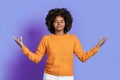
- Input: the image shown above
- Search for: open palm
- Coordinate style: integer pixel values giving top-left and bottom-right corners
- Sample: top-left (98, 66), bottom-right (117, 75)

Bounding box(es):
top-left (13, 36), bottom-right (24, 48)
top-left (97, 35), bottom-right (109, 47)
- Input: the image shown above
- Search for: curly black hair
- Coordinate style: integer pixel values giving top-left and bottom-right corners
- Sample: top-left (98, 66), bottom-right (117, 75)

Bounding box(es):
top-left (45, 8), bottom-right (73, 34)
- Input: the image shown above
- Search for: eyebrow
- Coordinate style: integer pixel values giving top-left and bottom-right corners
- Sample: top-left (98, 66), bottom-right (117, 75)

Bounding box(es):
top-left (54, 20), bottom-right (64, 21)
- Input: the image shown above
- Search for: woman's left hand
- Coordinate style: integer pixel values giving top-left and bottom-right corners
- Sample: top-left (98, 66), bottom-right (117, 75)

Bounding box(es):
top-left (97, 35), bottom-right (109, 47)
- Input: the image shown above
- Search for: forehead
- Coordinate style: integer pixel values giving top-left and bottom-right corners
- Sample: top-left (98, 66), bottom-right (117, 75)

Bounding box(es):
top-left (55, 16), bottom-right (64, 20)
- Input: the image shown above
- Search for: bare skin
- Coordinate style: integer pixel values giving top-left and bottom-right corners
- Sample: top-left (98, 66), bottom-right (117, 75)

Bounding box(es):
top-left (53, 16), bottom-right (65, 35)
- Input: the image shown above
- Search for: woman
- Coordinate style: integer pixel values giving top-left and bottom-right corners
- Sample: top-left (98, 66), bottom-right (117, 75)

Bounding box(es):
top-left (13, 8), bottom-right (108, 80)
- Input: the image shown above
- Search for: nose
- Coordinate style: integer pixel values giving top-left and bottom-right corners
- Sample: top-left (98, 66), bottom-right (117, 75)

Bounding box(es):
top-left (58, 22), bottom-right (61, 25)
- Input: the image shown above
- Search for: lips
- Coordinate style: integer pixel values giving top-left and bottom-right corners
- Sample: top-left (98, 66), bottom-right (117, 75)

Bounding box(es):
top-left (57, 26), bottom-right (62, 28)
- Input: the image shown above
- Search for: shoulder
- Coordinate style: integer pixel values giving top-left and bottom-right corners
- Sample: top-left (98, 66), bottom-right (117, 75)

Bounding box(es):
top-left (68, 34), bottom-right (80, 43)
top-left (68, 33), bottom-right (78, 38)
top-left (41, 35), bottom-right (48, 39)
top-left (41, 34), bottom-right (52, 40)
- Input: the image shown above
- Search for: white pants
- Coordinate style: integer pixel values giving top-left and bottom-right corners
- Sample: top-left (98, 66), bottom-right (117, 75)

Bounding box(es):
top-left (43, 73), bottom-right (74, 80)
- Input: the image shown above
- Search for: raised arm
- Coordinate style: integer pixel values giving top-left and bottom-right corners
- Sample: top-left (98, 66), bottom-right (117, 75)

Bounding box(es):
top-left (73, 35), bottom-right (108, 62)
top-left (13, 36), bottom-right (46, 64)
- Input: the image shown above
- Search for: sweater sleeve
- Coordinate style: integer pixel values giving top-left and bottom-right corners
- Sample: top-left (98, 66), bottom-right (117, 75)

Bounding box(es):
top-left (21, 36), bottom-right (47, 64)
top-left (73, 35), bottom-right (100, 62)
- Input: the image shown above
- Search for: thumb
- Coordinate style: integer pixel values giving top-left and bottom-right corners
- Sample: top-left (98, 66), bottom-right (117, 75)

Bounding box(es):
top-left (20, 36), bottom-right (22, 41)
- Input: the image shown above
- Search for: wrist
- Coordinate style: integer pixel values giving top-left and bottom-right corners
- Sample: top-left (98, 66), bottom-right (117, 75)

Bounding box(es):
top-left (20, 43), bottom-right (24, 48)
top-left (96, 43), bottom-right (101, 47)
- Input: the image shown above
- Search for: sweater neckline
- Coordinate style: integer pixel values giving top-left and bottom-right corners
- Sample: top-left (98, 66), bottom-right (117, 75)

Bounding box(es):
top-left (51, 33), bottom-right (69, 38)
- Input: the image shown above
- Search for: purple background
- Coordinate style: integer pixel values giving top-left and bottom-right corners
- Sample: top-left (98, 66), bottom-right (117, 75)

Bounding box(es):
top-left (0, 0), bottom-right (120, 80)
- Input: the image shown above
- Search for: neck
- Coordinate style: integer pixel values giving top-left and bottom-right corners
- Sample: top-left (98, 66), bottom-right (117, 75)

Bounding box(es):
top-left (54, 31), bottom-right (65, 35)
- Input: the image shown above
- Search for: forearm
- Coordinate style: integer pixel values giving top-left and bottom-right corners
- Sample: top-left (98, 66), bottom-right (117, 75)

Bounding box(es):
top-left (21, 46), bottom-right (43, 64)
top-left (81, 45), bottom-right (99, 62)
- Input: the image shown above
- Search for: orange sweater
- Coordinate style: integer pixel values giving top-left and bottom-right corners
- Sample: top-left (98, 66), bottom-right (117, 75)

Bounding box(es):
top-left (21, 33), bottom-right (99, 76)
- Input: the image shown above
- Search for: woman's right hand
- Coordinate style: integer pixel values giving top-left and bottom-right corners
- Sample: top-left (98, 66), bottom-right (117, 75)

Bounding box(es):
top-left (13, 36), bottom-right (24, 48)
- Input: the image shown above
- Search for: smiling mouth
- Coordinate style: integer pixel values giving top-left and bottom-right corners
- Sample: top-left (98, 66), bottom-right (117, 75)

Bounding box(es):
top-left (57, 26), bottom-right (61, 28)
top-left (57, 26), bottom-right (63, 28)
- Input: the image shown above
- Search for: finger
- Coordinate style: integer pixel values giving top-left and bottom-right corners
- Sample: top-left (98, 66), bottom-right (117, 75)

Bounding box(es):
top-left (100, 37), bottom-right (103, 41)
top-left (14, 39), bottom-right (19, 45)
top-left (102, 35), bottom-right (109, 42)
top-left (13, 35), bottom-right (17, 40)
top-left (18, 36), bottom-right (22, 42)
top-left (102, 35), bottom-right (108, 42)
top-left (13, 36), bottom-right (20, 43)
top-left (14, 39), bottom-right (21, 45)
top-left (105, 35), bottom-right (109, 40)
top-left (20, 36), bottom-right (22, 41)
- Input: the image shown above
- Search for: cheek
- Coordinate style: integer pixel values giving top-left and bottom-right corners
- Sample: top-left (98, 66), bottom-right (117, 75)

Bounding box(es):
top-left (62, 23), bottom-right (65, 27)
top-left (54, 24), bottom-right (58, 28)
top-left (53, 23), bottom-right (56, 27)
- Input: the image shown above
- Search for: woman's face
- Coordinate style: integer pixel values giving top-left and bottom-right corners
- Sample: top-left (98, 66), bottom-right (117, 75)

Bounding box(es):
top-left (53, 16), bottom-right (65, 32)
